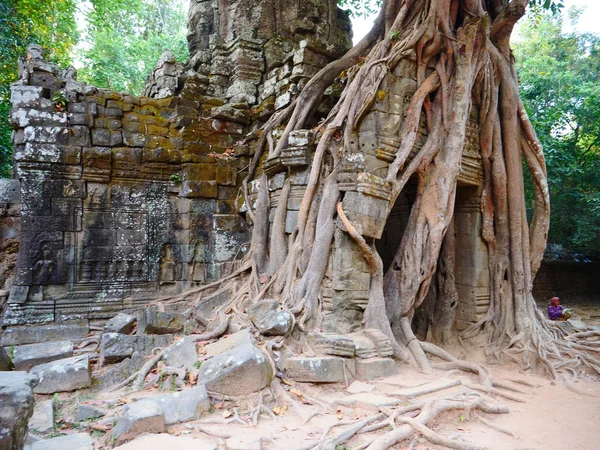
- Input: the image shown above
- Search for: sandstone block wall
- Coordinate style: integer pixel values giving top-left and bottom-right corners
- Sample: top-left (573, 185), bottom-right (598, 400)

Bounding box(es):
top-left (3, 0), bottom-right (353, 325)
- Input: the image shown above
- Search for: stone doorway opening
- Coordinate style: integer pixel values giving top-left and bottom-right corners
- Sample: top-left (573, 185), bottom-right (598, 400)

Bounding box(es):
top-left (376, 184), bottom-right (490, 337)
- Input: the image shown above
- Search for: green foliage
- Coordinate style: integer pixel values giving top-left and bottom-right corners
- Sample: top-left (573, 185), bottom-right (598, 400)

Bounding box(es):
top-left (51, 90), bottom-right (68, 109)
top-left (78, 0), bottom-right (188, 94)
top-left (337, 0), bottom-right (380, 19)
top-left (529, 0), bottom-right (564, 15)
top-left (514, 8), bottom-right (600, 252)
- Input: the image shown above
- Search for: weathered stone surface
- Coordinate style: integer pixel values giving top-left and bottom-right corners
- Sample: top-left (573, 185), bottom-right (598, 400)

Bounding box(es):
top-left (28, 399), bottom-right (54, 433)
top-left (1, 321), bottom-right (88, 346)
top-left (307, 332), bottom-right (355, 357)
top-left (133, 385), bottom-right (210, 425)
top-left (100, 333), bottom-right (174, 364)
top-left (94, 352), bottom-right (145, 390)
top-left (100, 333), bottom-right (137, 363)
top-left (349, 330), bottom-right (393, 359)
top-left (104, 313), bottom-right (136, 334)
top-left (0, 372), bottom-right (37, 450)
top-left (24, 432), bottom-right (42, 447)
top-left (192, 282), bottom-right (231, 315)
top-left (355, 358), bottom-right (396, 381)
top-left (12, 341), bottom-right (74, 371)
top-left (74, 404), bottom-right (107, 421)
top-left (111, 400), bottom-right (165, 445)
top-left (197, 342), bottom-right (272, 395)
top-left (137, 307), bottom-right (184, 335)
top-left (247, 300), bottom-right (293, 336)
top-left (30, 355), bottom-right (91, 393)
top-left (29, 433), bottom-right (94, 450)
top-left (284, 356), bottom-right (353, 383)
top-left (204, 329), bottom-right (255, 358)
top-left (164, 337), bottom-right (198, 371)
top-left (0, 179), bottom-right (21, 204)
top-left (0, 347), bottom-right (14, 371)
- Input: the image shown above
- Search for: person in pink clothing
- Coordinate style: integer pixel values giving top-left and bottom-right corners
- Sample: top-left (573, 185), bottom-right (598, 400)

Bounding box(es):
top-left (547, 296), bottom-right (571, 321)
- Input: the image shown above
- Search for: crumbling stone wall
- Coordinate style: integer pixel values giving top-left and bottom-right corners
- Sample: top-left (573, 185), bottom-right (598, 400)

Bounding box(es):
top-left (0, 180), bottom-right (21, 311)
top-left (4, 0), bottom-right (352, 325)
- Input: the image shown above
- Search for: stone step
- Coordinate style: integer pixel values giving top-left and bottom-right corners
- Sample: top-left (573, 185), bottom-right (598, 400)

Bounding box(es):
top-left (390, 378), bottom-right (462, 399)
top-left (355, 357), bottom-right (396, 381)
top-left (1, 320), bottom-right (89, 346)
top-left (28, 433), bottom-right (94, 450)
top-left (30, 355), bottom-right (92, 394)
top-left (284, 356), bottom-right (354, 383)
top-left (28, 399), bottom-right (54, 433)
top-left (11, 341), bottom-right (73, 371)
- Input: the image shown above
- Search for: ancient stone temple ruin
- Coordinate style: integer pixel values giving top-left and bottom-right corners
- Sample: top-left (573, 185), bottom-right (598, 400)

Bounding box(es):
top-left (1, 0), bottom-right (487, 334)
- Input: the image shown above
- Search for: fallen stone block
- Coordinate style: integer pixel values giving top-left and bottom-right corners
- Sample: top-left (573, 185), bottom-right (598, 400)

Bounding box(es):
top-left (112, 400), bottom-right (165, 445)
top-left (164, 337), bottom-right (199, 371)
top-left (190, 289), bottom-right (231, 325)
top-left (100, 333), bottom-right (173, 364)
top-left (12, 341), bottom-right (74, 371)
top-left (0, 372), bottom-right (37, 450)
top-left (349, 329), bottom-right (393, 359)
top-left (1, 321), bottom-right (88, 346)
top-left (30, 355), bottom-right (91, 394)
top-left (134, 385), bottom-right (210, 425)
top-left (355, 358), bottom-right (396, 381)
top-left (29, 432), bottom-right (94, 450)
top-left (75, 404), bottom-right (107, 421)
top-left (136, 334), bottom-right (173, 355)
top-left (204, 329), bottom-right (255, 358)
top-left (100, 333), bottom-right (137, 364)
top-left (198, 342), bottom-right (272, 395)
top-left (284, 356), bottom-right (353, 383)
top-left (248, 300), bottom-right (293, 336)
top-left (391, 378), bottom-right (462, 399)
top-left (0, 347), bottom-right (14, 371)
top-left (28, 399), bottom-right (53, 433)
top-left (94, 352), bottom-right (145, 391)
top-left (104, 313), bottom-right (136, 334)
top-left (307, 332), bottom-right (355, 357)
top-left (137, 307), bottom-right (183, 335)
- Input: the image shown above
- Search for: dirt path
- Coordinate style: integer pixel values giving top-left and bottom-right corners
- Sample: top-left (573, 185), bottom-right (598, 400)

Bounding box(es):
top-left (113, 359), bottom-right (600, 450)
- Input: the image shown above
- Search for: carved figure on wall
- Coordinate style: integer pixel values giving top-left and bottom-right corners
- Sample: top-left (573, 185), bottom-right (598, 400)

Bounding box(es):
top-left (32, 245), bottom-right (56, 285)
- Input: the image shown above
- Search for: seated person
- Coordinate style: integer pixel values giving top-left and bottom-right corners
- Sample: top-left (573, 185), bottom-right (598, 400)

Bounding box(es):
top-left (547, 296), bottom-right (571, 321)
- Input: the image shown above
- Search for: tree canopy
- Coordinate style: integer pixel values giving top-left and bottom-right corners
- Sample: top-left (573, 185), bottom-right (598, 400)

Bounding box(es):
top-left (514, 8), bottom-right (600, 253)
top-left (78, 0), bottom-right (188, 94)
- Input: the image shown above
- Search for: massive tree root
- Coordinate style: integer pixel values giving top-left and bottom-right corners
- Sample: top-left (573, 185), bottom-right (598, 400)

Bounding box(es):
top-left (208, 0), bottom-right (599, 382)
top-left (136, 1), bottom-right (600, 446)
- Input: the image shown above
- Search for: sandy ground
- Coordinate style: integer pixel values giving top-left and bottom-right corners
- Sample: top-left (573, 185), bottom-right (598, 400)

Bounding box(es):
top-left (110, 358), bottom-right (600, 450)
